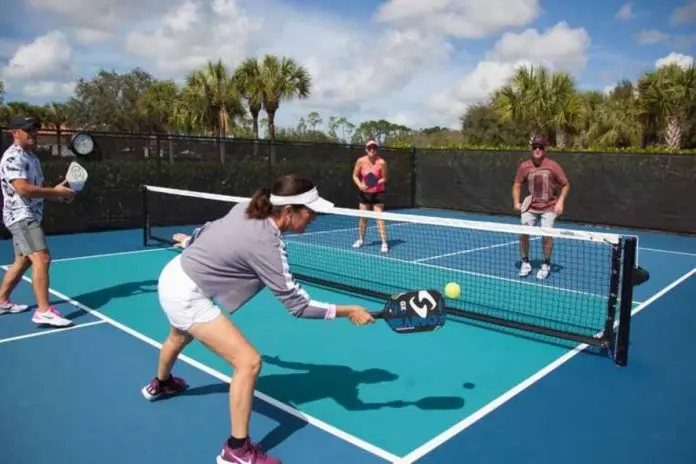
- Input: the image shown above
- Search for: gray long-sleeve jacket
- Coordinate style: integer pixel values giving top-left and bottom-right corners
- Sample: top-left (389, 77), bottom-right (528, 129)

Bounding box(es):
top-left (179, 202), bottom-right (336, 319)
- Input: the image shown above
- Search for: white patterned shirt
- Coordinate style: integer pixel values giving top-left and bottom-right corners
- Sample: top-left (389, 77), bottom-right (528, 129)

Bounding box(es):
top-left (0, 144), bottom-right (45, 227)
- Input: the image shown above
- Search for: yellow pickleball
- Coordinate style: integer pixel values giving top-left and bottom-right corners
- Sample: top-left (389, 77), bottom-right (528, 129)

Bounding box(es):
top-left (444, 282), bottom-right (461, 299)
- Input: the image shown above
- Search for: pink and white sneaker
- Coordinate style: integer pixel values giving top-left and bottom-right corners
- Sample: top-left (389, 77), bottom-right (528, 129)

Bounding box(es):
top-left (0, 300), bottom-right (29, 315)
top-left (217, 439), bottom-right (281, 464)
top-left (31, 306), bottom-right (72, 327)
top-left (141, 375), bottom-right (189, 401)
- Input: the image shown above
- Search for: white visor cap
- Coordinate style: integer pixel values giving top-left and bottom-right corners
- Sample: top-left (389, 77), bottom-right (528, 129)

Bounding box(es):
top-left (269, 187), bottom-right (334, 212)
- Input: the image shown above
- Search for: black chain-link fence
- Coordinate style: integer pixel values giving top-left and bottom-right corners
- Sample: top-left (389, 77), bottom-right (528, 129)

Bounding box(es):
top-left (1, 129), bottom-right (694, 237)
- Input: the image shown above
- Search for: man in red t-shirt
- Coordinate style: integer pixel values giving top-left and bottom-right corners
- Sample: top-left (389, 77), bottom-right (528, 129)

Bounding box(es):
top-left (512, 135), bottom-right (569, 280)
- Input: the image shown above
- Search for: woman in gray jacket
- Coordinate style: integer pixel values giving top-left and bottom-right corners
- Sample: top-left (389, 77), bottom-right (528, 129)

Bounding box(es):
top-left (141, 174), bottom-right (374, 464)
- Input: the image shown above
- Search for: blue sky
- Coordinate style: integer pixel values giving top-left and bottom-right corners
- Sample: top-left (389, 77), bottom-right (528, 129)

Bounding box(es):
top-left (0, 0), bottom-right (694, 130)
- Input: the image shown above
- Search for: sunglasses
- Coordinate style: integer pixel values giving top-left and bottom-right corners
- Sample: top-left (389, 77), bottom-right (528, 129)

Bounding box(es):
top-left (532, 144), bottom-right (544, 150)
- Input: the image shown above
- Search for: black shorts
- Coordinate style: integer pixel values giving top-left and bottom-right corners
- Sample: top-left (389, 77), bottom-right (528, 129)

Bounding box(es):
top-left (358, 191), bottom-right (385, 205)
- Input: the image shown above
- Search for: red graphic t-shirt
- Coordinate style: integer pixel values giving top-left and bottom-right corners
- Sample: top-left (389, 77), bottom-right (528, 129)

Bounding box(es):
top-left (514, 158), bottom-right (568, 213)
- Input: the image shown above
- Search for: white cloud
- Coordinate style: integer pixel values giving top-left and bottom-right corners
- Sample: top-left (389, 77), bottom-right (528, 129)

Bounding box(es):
top-left (303, 28), bottom-right (453, 106)
top-left (428, 60), bottom-right (533, 126)
top-left (671, 1), bottom-right (696, 25)
top-left (655, 52), bottom-right (694, 69)
top-left (428, 22), bottom-right (591, 127)
top-left (489, 22), bottom-right (591, 71)
top-left (0, 31), bottom-right (76, 99)
top-left (615, 3), bottom-right (635, 20)
top-left (637, 29), bottom-right (670, 45)
top-left (124, 0), bottom-right (264, 74)
top-left (26, 0), bottom-right (165, 44)
top-left (374, 0), bottom-right (541, 39)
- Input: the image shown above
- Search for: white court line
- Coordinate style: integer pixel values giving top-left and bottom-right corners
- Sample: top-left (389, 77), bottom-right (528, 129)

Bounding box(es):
top-left (397, 265), bottom-right (696, 464)
top-left (641, 247), bottom-right (696, 257)
top-left (0, 320), bottom-right (107, 345)
top-left (0, 246), bottom-right (176, 267)
top-left (414, 238), bottom-right (541, 263)
top-left (1, 266), bottom-right (401, 464)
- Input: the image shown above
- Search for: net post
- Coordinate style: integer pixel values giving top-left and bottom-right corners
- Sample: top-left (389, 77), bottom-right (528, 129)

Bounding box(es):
top-left (603, 241), bottom-right (622, 351)
top-left (141, 184), bottom-right (149, 247)
top-left (615, 236), bottom-right (637, 366)
top-left (410, 147), bottom-right (417, 208)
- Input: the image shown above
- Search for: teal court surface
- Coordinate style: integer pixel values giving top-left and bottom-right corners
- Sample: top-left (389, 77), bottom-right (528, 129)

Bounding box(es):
top-left (1, 207), bottom-right (696, 464)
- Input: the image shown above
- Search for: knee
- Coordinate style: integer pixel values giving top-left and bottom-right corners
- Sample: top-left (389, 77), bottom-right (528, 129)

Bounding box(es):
top-left (235, 350), bottom-right (262, 377)
top-left (168, 329), bottom-right (193, 348)
top-left (30, 251), bottom-right (51, 267)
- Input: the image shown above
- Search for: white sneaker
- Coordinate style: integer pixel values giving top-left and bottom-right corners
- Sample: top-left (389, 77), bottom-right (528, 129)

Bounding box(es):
top-left (0, 300), bottom-right (29, 315)
top-left (31, 307), bottom-right (73, 327)
top-left (353, 239), bottom-right (364, 248)
top-left (519, 261), bottom-right (532, 277)
top-left (381, 242), bottom-right (389, 254)
top-left (536, 263), bottom-right (551, 280)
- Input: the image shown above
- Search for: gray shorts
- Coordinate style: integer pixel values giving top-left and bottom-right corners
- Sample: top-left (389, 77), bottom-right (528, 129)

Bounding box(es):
top-left (521, 211), bottom-right (557, 228)
top-left (7, 218), bottom-right (48, 256)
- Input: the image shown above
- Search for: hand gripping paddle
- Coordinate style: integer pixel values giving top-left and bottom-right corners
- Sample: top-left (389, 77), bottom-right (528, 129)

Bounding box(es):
top-left (370, 290), bottom-right (446, 334)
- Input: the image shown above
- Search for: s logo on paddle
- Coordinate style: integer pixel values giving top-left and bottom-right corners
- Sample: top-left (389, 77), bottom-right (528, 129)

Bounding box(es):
top-left (408, 291), bottom-right (437, 318)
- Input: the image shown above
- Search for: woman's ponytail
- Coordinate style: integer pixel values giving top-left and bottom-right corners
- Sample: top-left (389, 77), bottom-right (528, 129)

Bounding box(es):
top-left (245, 187), bottom-right (273, 219)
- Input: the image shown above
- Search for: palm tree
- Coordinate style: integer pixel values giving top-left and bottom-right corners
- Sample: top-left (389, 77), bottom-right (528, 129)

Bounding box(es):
top-left (572, 91), bottom-right (604, 148)
top-left (546, 71), bottom-right (583, 148)
top-left (42, 102), bottom-right (73, 156)
top-left (258, 55), bottom-right (311, 162)
top-left (494, 65), bottom-right (583, 147)
top-left (638, 63), bottom-right (696, 149)
top-left (493, 65), bottom-right (544, 144)
top-left (589, 92), bottom-right (643, 148)
top-left (233, 58), bottom-right (265, 157)
top-left (138, 80), bottom-right (180, 162)
top-left (233, 58), bottom-right (264, 140)
top-left (179, 59), bottom-right (246, 162)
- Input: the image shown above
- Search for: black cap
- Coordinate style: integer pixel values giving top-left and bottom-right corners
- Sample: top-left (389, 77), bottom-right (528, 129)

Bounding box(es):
top-left (10, 115), bottom-right (41, 131)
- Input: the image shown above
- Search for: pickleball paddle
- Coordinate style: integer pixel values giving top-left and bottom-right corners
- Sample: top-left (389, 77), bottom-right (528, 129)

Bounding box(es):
top-left (370, 289), bottom-right (446, 334)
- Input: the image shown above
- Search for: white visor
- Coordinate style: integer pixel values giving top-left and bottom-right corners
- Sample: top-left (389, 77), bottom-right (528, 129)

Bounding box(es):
top-left (269, 187), bottom-right (334, 212)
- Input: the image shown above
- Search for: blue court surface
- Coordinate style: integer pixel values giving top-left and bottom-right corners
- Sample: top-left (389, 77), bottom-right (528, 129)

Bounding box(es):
top-left (1, 207), bottom-right (696, 464)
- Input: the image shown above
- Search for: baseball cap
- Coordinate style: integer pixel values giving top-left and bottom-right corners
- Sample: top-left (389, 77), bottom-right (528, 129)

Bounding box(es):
top-left (366, 140), bottom-right (378, 148)
top-left (531, 135), bottom-right (547, 147)
top-left (10, 115), bottom-right (41, 131)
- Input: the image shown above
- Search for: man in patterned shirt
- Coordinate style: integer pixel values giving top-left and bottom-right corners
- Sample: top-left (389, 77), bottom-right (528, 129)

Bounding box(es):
top-left (512, 135), bottom-right (570, 280)
top-left (0, 115), bottom-right (75, 326)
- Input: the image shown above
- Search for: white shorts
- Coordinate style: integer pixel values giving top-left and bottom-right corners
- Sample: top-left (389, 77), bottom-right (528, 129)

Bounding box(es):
top-left (521, 211), bottom-right (557, 228)
top-left (158, 254), bottom-right (221, 331)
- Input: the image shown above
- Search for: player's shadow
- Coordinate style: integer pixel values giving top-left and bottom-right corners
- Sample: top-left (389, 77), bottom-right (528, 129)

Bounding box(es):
top-left (364, 238), bottom-right (406, 250)
top-left (182, 355), bottom-right (466, 450)
top-left (256, 355), bottom-right (465, 412)
top-left (51, 280), bottom-right (159, 320)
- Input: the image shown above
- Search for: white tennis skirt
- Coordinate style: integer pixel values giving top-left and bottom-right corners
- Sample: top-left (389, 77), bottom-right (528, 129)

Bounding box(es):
top-left (158, 254), bottom-right (222, 331)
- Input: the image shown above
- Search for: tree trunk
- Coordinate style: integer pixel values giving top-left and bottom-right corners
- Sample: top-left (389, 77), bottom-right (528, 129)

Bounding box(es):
top-left (665, 116), bottom-right (681, 149)
top-left (251, 108), bottom-right (260, 158)
top-left (268, 110), bottom-right (277, 165)
top-left (218, 109), bottom-right (226, 164)
top-left (556, 130), bottom-right (567, 149)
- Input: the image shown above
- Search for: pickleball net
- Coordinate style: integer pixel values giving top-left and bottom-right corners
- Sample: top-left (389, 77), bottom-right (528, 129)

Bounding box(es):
top-left (141, 185), bottom-right (640, 365)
